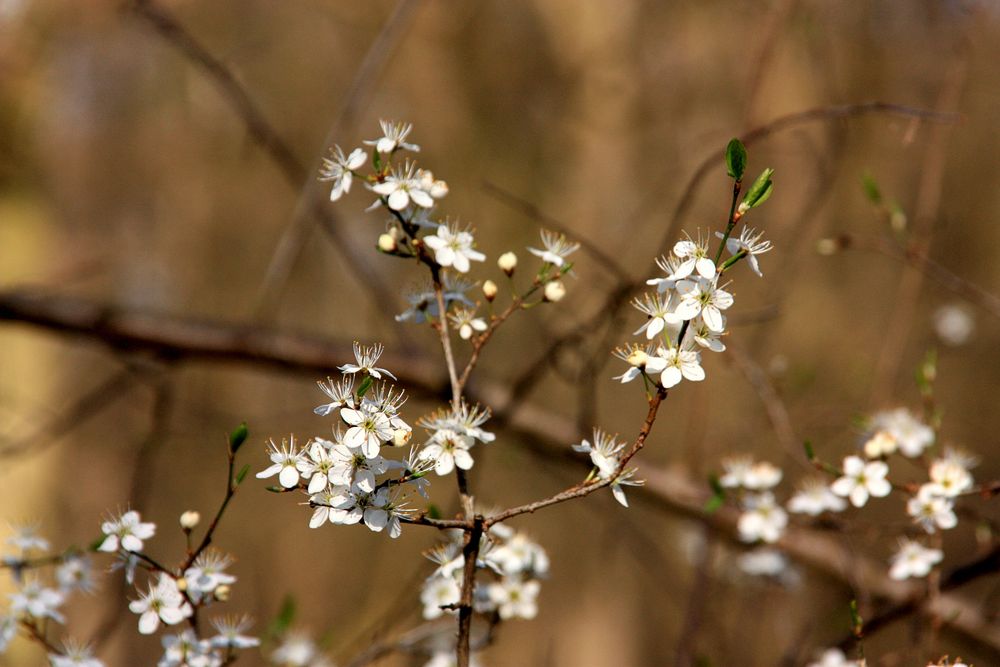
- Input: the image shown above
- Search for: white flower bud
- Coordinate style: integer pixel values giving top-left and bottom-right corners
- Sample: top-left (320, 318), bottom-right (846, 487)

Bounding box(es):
top-left (175, 577), bottom-right (188, 592)
top-left (498, 252), bottom-right (518, 276)
top-left (179, 511), bottom-right (201, 530)
top-left (378, 233), bottom-right (397, 253)
top-left (393, 428), bottom-right (412, 447)
top-left (626, 349), bottom-right (648, 367)
top-left (543, 280), bottom-right (566, 303)
top-left (482, 279), bottom-right (498, 302)
top-left (214, 584), bottom-right (231, 602)
top-left (863, 431), bottom-right (897, 459)
top-left (816, 238), bottom-right (839, 256)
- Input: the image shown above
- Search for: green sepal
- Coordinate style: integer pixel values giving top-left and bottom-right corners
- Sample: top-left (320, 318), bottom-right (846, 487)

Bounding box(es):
top-left (861, 171), bottom-right (882, 204)
top-left (704, 474), bottom-right (726, 514)
top-left (235, 464), bottom-right (251, 485)
top-left (88, 535), bottom-right (107, 552)
top-left (742, 168), bottom-right (774, 209)
top-left (427, 504), bottom-right (442, 520)
top-left (725, 138), bottom-right (748, 180)
top-left (267, 595), bottom-right (297, 640)
top-left (357, 375), bottom-right (374, 399)
top-left (803, 440), bottom-right (815, 461)
top-left (228, 422), bottom-right (249, 454)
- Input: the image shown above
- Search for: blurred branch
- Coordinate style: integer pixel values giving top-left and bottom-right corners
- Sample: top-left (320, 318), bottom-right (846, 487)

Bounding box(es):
top-left (253, 0), bottom-right (422, 317)
top-left (869, 42), bottom-right (970, 405)
top-left (126, 0), bottom-right (400, 323)
top-left (481, 181), bottom-right (631, 283)
top-left (2, 288), bottom-right (998, 654)
top-left (0, 288), bottom-right (441, 382)
top-left (0, 367), bottom-right (136, 458)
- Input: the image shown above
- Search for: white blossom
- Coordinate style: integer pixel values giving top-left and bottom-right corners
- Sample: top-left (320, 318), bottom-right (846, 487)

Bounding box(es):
top-left (10, 578), bottom-right (65, 623)
top-left (674, 277), bottom-right (734, 332)
top-left (527, 229), bottom-right (579, 268)
top-left (423, 224), bottom-right (486, 273)
top-left (98, 510), bottom-right (156, 554)
top-left (318, 145), bottom-right (365, 202)
top-left (907, 484), bottom-right (958, 533)
top-left (209, 615), bottom-right (260, 650)
top-left (668, 234), bottom-right (716, 281)
top-left (339, 341), bottom-right (396, 380)
top-left (313, 376), bottom-right (355, 416)
top-left (364, 119), bottom-right (420, 154)
top-left (889, 539), bottom-right (942, 580)
top-left (737, 492), bottom-right (788, 543)
top-left (449, 306), bottom-right (488, 340)
top-left (831, 455), bottom-right (891, 507)
top-left (787, 479), bottom-right (847, 515)
top-left (487, 578), bottom-right (540, 620)
top-left (719, 226), bottom-right (772, 277)
top-left (655, 345), bottom-right (705, 388)
top-left (129, 575), bottom-right (192, 635)
top-left (421, 575), bottom-right (461, 619)
top-left (870, 408), bottom-right (934, 458)
top-left (256, 436), bottom-right (306, 489)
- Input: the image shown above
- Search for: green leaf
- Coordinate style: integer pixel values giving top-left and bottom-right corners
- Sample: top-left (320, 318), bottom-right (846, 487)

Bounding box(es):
top-left (266, 485), bottom-right (285, 493)
top-left (703, 494), bottom-right (725, 514)
top-left (267, 595), bottom-right (297, 639)
top-left (725, 138), bottom-right (747, 180)
top-left (357, 375), bottom-right (374, 399)
top-left (704, 474), bottom-right (726, 514)
top-left (235, 464), bottom-right (250, 485)
top-left (741, 168), bottom-right (774, 210)
top-left (229, 422), bottom-right (249, 454)
top-left (427, 504), bottom-right (442, 520)
top-left (861, 171), bottom-right (882, 204)
top-left (803, 440), bottom-right (815, 461)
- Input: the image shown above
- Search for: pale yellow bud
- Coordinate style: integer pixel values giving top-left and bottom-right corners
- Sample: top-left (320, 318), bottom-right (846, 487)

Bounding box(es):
top-left (179, 511), bottom-right (201, 530)
top-left (175, 577), bottom-right (188, 592)
top-left (816, 238), bottom-right (839, 256)
top-left (498, 252), bottom-right (518, 276)
top-left (214, 584), bottom-right (231, 602)
top-left (543, 280), bottom-right (566, 303)
top-left (863, 431), bottom-right (897, 459)
top-left (626, 349), bottom-right (648, 367)
top-left (393, 428), bottom-right (412, 447)
top-left (482, 280), bottom-right (498, 302)
top-left (378, 233), bottom-right (397, 253)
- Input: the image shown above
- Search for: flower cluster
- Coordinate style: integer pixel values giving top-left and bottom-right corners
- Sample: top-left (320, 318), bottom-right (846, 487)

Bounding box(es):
top-left (0, 512), bottom-right (259, 666)
top-left (715, 401), bottom-right (980, 608)
top-left (615, 225), bottom-right (771, 391)
top-left (571, 428), bottom-right (644, 507)
top-left (420, 524), bottom-right (548, 623)
top-left (259, 343), bottom-right (421, 539)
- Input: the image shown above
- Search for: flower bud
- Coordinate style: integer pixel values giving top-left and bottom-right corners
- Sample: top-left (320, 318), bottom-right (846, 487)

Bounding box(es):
top-left (482, 279), bottom-right (498, 302)
top-left (175, 577), bottom-right (188, 592)
top-left (498, 252), bottom-right (517, 276)
top-left (543, 280), bottom-right (566, 303)
top-left (626, 348), bottom-right (648, 367)
top-left (863, 431), bottom-right (897, 459)
top-left (214, 584), bottom-right (231, 602)
top-left (815, 238), bottom-right (839, 256)
top-left (393, 428), bottom-right (412, 447)
top-left (179, 511), bottom-right (201, 530)
top-left (378, 233), bottom-right (397, 253)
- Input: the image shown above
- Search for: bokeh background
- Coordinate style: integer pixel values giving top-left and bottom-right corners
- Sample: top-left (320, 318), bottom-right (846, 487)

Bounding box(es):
top-left (1, 0), bottom-right (999, 665)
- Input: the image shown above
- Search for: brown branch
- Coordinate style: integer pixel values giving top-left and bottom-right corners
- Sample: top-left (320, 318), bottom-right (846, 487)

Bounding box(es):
top-left (485, 387), bottom-right (666, 526)
top-left (0, 288), bottom-right (441, 382)
top-left (455, 517), bottom-right (484, 667)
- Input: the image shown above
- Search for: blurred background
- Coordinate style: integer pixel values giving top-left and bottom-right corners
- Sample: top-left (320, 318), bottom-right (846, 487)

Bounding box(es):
top-left (1, 0), bottom-right (999, 665)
